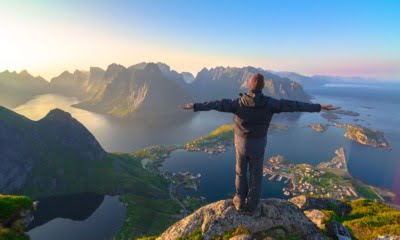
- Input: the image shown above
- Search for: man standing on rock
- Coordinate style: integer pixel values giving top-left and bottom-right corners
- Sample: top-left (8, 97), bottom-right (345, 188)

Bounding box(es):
top-left (181, 73), bottom-right (340, 214)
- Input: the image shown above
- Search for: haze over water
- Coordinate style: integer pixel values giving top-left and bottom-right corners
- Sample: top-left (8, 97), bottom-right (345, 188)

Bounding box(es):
top-left (14, 83), bottom-right (400, 201)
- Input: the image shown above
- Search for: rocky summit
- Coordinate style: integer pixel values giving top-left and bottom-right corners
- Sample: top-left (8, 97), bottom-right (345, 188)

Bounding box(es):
top-left (158, 198), bottom-right (328, 240)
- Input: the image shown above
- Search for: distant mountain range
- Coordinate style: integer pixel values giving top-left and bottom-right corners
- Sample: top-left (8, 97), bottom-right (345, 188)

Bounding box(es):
top-left (0, 70), bottom-right (49, 108)
top-left (1, 63), bottom-right (374, 120)
top-left (273, 71), bottom-right (328, 87)
top-left (274, 71), bottom-right (379, 88)
top-left (193, 66), bottom-right (310, 101)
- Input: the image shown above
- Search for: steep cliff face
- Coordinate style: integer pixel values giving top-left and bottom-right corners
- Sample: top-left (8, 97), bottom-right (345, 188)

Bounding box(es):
top-left (74, 63), bottom-right (193, 120)
top-left (82, 67), bottom-right (106, 96)
top-left (0, 106), bottom-right (106, 194)
top-left (192, 67), bottom-right (310, 102)
top-left (0, 70), bottom-right (49, 108)
top-left (158, 199), bottom-right (327, 240)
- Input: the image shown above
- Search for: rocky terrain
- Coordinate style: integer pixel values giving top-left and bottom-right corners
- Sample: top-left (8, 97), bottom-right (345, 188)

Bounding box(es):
top-left (158, 196), bottom-right (400, 240)
top-left (158, 198), bottom-right (327, 240)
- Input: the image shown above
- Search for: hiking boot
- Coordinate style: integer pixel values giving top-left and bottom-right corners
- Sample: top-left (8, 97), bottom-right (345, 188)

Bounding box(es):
top-left (244, 206), bottom-right (256, 215)
top-left (233, 195), bottom-right (245, 211)
top-left (244, 198), bottom-right (258, 215)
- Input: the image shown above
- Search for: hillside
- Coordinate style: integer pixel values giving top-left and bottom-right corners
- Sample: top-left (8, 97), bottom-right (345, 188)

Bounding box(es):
top-left (0, 70), bottom-right (49, 108)
top-left (0, 106), bottom-right (166, 199)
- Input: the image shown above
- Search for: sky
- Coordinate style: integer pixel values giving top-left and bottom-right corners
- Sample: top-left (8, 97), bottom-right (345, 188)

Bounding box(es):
top-left (0, 0), bottom-right (399, 81)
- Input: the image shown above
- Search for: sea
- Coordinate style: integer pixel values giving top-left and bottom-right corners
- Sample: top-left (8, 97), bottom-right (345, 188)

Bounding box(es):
top-left (10, 82), bottom-right (400, 239)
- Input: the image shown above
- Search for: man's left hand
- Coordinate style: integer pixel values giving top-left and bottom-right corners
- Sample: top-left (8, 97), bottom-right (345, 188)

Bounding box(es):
top-left (321, 104), bottom-right (341, 111)
top-left (180, 103), bottom-right (194, 110)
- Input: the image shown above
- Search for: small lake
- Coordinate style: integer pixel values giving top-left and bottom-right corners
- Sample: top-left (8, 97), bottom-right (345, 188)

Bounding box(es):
top-left (27, 193), bottom-right (126, 240)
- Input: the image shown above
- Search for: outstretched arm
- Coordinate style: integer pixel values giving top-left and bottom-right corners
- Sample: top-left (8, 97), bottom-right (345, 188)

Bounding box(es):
top-left (180, 99), bottom-right (239, 113)
top-left (268, 97), bottom-right (340, 113)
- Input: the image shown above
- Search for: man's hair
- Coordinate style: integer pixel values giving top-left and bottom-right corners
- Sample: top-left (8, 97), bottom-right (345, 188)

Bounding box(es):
top-left (248, 73), bottom-right (265, 91)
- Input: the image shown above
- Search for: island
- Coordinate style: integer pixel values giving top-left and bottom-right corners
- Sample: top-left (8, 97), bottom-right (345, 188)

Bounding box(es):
top-left (184, 123), bottom-right (289, 155)
top-left (308, 124), bottom-right (330, 132)
top-left (334, 109), bottom-right (360, 117)
top-left (184, 124), bottom-right (234, 154)
top-left (333, 123), bottom-right (391, 150)
top-left (263, 147), bottom-right (396, 202)
top-left (321, 112), bottom-right (341, 122)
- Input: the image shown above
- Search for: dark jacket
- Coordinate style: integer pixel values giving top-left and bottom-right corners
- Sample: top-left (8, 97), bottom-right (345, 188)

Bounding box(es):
top-left (193, 90), bottom-right (321, 138)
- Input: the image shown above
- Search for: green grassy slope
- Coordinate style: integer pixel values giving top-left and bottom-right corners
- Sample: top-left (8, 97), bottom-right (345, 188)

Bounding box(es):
top-left (0, 195), bottom-right (34, 240)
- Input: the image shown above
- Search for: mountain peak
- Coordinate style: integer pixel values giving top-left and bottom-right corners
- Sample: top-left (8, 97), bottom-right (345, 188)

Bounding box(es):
top-left (159, 198), bottom-right (327, 239)
top-left (143, 62), bottom-right (162, 73)
top-left (42, 108), bottom-right (73, 122)
top-left (107, 63), bottom-right (126, 70)
top-left (19, 70), bottom-right (32, 77)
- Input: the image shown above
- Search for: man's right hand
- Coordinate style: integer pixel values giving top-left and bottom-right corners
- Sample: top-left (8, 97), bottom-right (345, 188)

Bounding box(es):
top-left (321, 104), bottom-right (341, 111)
top-left (180, 103), bottom-right (194, 110)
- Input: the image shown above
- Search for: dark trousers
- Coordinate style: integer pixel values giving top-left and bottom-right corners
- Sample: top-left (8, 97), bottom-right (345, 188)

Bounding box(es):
top-left (234, 134), bottom-right (266, 210)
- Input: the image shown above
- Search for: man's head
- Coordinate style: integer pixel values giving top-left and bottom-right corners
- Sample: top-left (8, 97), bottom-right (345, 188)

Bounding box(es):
top-left (248, 73), bottom-right (265, 91)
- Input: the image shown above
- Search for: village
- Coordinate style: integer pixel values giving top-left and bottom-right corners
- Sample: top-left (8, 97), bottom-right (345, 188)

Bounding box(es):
top-left (263, 150), bottom-right (363, 200)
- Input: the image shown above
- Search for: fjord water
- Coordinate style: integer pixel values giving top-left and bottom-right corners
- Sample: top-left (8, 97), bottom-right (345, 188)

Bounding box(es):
top-left (13, 83), bottom-right (400, 238)
top-left (13, 84), bottom-right (400, 196)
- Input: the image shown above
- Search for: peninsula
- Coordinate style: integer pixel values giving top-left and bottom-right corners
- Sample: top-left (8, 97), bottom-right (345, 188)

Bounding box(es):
top-left (263, 148), bottom-right (396, 202)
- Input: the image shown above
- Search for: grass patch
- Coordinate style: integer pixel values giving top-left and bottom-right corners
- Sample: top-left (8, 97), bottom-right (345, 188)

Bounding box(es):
top-left (212, 226), bottom-right (250, 240)
top-left (354, 186), bottom-right (380, 200)
top-left (177, 228), bottom-right (204, 240)
top-left (320, 199), bottom-right (400, 240)
top-left (185, 124), bottom-right (234, 148)
top-left (0, 227), bottom-right (30, 240)
top-left (0, 194), bottom-right (33, 240)
top-left (342, 199), bottom-right (400, 239)
top-left (0, 195), bottom-right (33, 222)
top-left (116, 194), bottom-right (181, 239)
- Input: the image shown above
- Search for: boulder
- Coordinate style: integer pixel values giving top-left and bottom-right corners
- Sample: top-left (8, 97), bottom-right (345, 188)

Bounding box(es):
top-left (158, 198), bottom-right (327, 240)
top-left (289, 195), bottom-right (352, 217)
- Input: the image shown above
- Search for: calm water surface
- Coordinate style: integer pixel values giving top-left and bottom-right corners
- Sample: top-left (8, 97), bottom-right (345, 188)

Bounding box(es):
top-left (27, 194), bottom-right (125, 240)
top-left (11, 84), bottom-right (400, 238)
